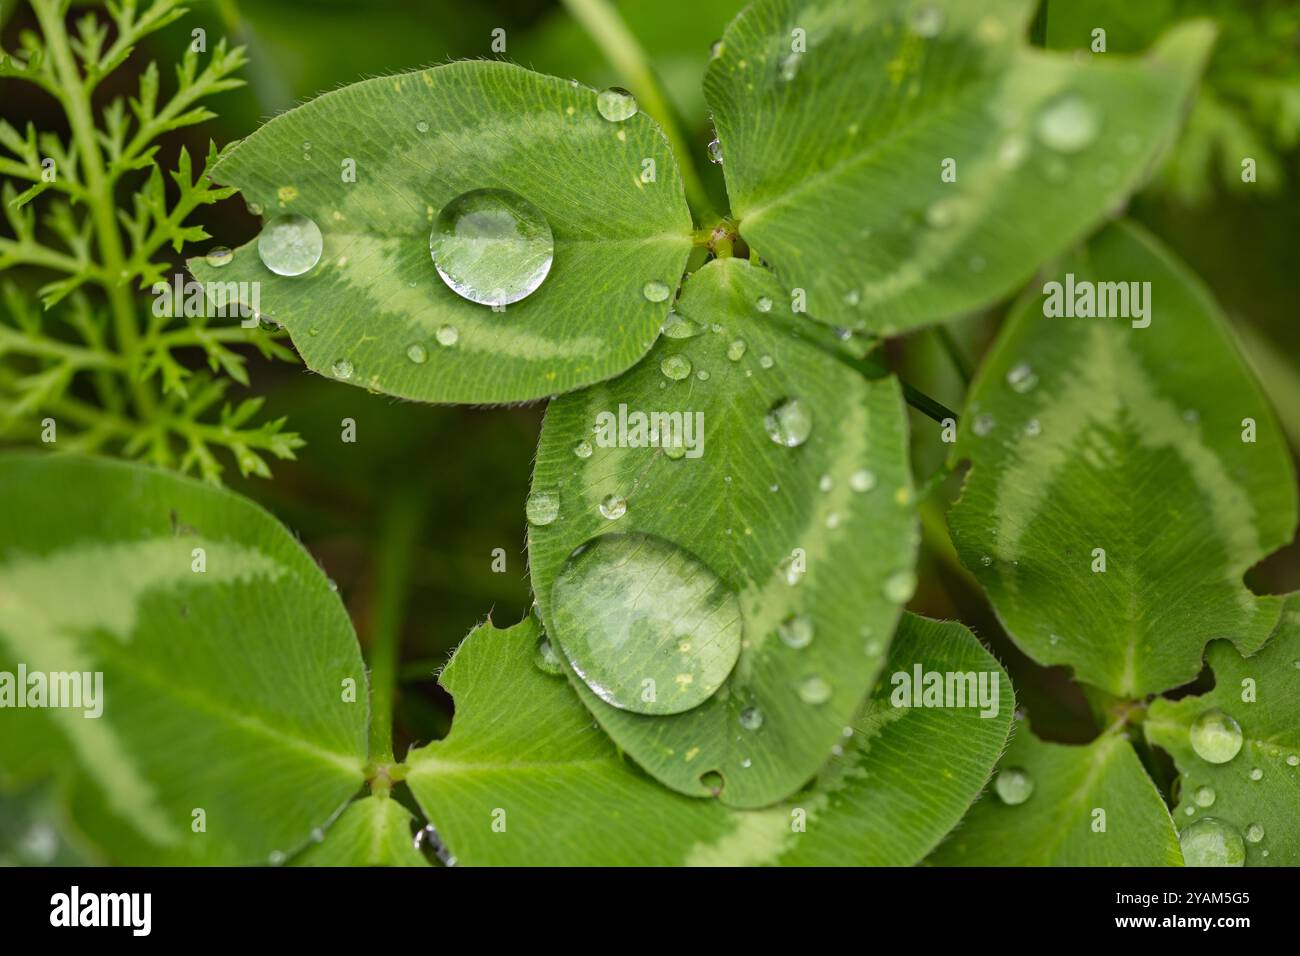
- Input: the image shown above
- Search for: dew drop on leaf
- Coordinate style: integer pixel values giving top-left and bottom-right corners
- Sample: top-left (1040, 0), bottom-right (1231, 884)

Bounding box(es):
top-left (849, 468), bottom-right (877, 493)
top-left (205, 246), bottom-right (233, 267)
top-left (525, 490), bottom-right (560, 526)
top-left (330, 358), bottom-right (354, 380)
top-left (599, 494), bottom-right (627, 520)
top-left (1180, 817), bottom-right (1245, 867)
top-left (1249, 767), bottom-right (1263, 781)
top-left (778, 52), bottom-right (801, 82)
top-left (428, 188), bottom-right (553, 306)
top-left (436, 324), bottom-right (459, 347)
top-left (643, 280), bottom-right (671, 302)
top-left (778, 614), bottom-right (814, 649)
top-left (1006, 361), bottom-right (1038, 394)
top-left (972, 413), bottom-right (995, 437)
top-left (1189, 708), bottom-right (1244, 764)
top-left (258, 214), bottom-right (323, 276)
top-left (596, 86), bottom-right (637, 121)
top-left (994, 767), bottom-right (1034, 805)
top-left (764, 398), bottom-right (813, 447)
top-left (549, 532), bottom-right (742, 714)
top-left (573, 439), bottom-right (593, 459)
top-left (660, 354), bottom-right (692, 381)
top-left (1193, 785), bottom-right (1216, 807)
top-left (739, 705), bottom-right (764, 731)
top-left (1035, 95), bottom-right (1100, 154)
top-left (534, 637), bottom-right (566, 675)
top-left (406, 343), bottom-right (428, 364)
top-left (798, 676), bottom-right (832, 705)
top-left (758, 354), bottom-right (775, 369)
top-left (883, 569), bottom-right (917, 603)
top-left (707, 138), bottom-right (724, 165)
top-left (910, 5), bottom-right (944, 37)
top-left (727, 339), bottom-right (748, 362)
top-left (1246, 823), bottom-right (1265, 844)
top-left (415, 121), bottom-right (429, 133)
top-left (756, 295), bottom-right (773, 312)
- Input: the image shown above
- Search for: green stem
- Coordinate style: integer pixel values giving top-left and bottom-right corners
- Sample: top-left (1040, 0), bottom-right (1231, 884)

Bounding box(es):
top-left (841, 352), bottom-right (958, 424)
top-left (367, 483), bottom-right (426, 765)
top-left (34, 0), bottom-right (155, 423)
top-left (561, 0), bottom-right (716, 225)
top-left (932, 325), bottom-right (972, 387)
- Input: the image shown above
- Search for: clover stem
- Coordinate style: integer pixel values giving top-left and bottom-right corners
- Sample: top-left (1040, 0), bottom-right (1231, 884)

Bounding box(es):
top-left (367, 482), bottom-right (427, 765)
top-left (561, 0), bottom-right (717, 225)
top-left (932, 326), bottom-right (973, 387)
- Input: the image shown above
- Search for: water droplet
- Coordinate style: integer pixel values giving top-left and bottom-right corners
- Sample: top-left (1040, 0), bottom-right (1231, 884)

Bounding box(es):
top-left (818, 474), bottom-right (833, 492)
top-left (596, 86), bottom-right (637, 121)
top-left (883, 570), bottom-right (916, 603)
top-left (778, 614), bottom-right (814, 649)
top-left (709, 40), bottom-right (723, 59)
top-left (910, 5), bottom-right (944, 37)
top-left (758, 354), bottom-right (774, 369)
top-left (1180, 817), bottom-right (1245, 867)
top-left (798, 676), bottom-right (832, 705)
top-left (662, 311), bottom-right (702, 338)
top-left (695, 369), bottom-right (710, 382)
top-left (1006, 361), bottom-right (1038, 393)
top-left (205, 246), bottom-right (233, 267)
top-left (434, 324), bottom-right (459, 348)
top-left (429, 188), bottom-right (553, 307)
top-left (573, 439), bottom-right (593, 459)
top-left (416, 121), bottom-right (429, 133)
top-left (995, 767), bottom-right (1034, 804)
top-left (764, 398), bottom-right (813, 447)
top-left (599, 494), bottom-right (627, 520)
top-left (739, 706), bottom-right (763, 731)
top-left (980, 554), bottom-right (993, 567)
top-left (707, 138), bottom-right (724, 164)
top-left (843, 289), bottom-right (861, 306)
top-left (756, 295), bottom-right (772, 312)
top-left (330, 359), bottom-right (354, 380)
top-left (778, 52), bottom-right (801, 82)
top-left (1036, 95), bottom-right (1099, 154)
top-left (660, 354), bottom-right (692, 381)
top-left (972, 413), bottom-right (995, 437)
top-left (727, 339), bottom-right (747, 362)
top-left (1249, 767), bottom-right (1263, 781)
top-left (245, 200), bottom-right (263, 217)
top-left (258, 214), bottom-right (323, 276)
top-left (534, 637), bottom-right (565, 675)
top-left (549, 533), bottom-right (742, 714)
top-left (526, 490), bottom-right (559, 526)
top-left (1287, 754), bottom-right (1299, 767)
top-left (1189, 709), bottom-right (1244, 764)
top-left (1245, 823), bottom-right (1265, 844)
top-left (849, 469), bottom-right (876, 493)
top-left (1024, 418), bottom-right (1041, 437)
top-left (643, 280), bottom-right (671, 302)
top-left (1193, 785), bottom-right (1216, 807)
top-left (406, 343), bottom-right (428, 364)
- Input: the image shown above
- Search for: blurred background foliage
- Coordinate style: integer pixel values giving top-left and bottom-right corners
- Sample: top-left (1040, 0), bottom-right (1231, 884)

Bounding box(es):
top-left (2, 0), bottom-right (1299, 852)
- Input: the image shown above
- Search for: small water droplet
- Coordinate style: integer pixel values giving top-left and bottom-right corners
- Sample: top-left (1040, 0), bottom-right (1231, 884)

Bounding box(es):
top-left (1036, 95), bottom-right (1099, 154)
top-left (550, 532), bottom-right (742, 714)
top-left (330, 359), bottom-right (354, 380)
top-left (1249, 767), bottom-right (1263, 781)
top-left (849, 469), bottom-right (876, 493)
top-left (695, 369), bottom-right (710, 381)
top-left (1193, 785), bottom-right (1216, 807)
top-left (662, 311), bottom-right (702, 338)
top-left (258, 214), bottom-right (323, 276)
top-left (739, 706), bottom-right (764, 731)
top-left (596, 86), bottom-right (637, 121)
top-left (416, 120), bottom-right (429, 133)
top-left (205, 246), bottom-right (233, 267)
top-left (972, 413), bottom-right (995, 437)
top-left (798, 676), bottom-right (832, 705)
top-left (778, 52), bottom-right (801, 81)
top-left (707, 138), bottom-right (724, 165)
top-left (1189, 709), bottom-right (1244, 764)
top-left (1006, 361), bottom-right (1038, 393)
top-left (910, 5), bottom-right (944, 37)
top-left (245, 200), bottom-right (263, 217)
top-left (1180, 817), bottom-right (1245, 867)
top-left (1287, 754), bottom-right (1299, 767)
top-left (727, 339), bottom-right (747, 362)
top-left (643, 280), bottom-right (671, 302)
top-left (764, 398), bottom-right (813, 447)
top-left (1024, 418), bottom-right (1041, 437)
top-left (758, 354), bottom-right (774, 369)
top-left (980, 554), bottom-right (993, 567)
top-left (599, 494), bottom-right (627, 520)
top-left (756, 295), bottom-right (773, 313)
top-left (994, 767), bottom-right (1034, 805)
top-left (430, 188), bottom-right (553, 306)
top-left (709, 40), bottom-right (723, 59)
top-left (406, 343), bottom-right (428, 364)
top-left (435, 324), bottom-right (459, 347)
top-left (883, 569), bottom-right (916, 603)
top-left (778, 614), bottom-right (814, 649)
top-left (526, 490), bottom-right (560, 526)
top-left (818, 474), bottom-right (833, 493)
top-left (926, 198), bottom-right (958, 229)
top-left (573, 439), bottom-right (593, 459)
top-left (534, 637), bottom-right (565, 675)
top-left (661, 354), bottom-right (692, 380)
top-left (1245, 823), bottom-right (1265, 844)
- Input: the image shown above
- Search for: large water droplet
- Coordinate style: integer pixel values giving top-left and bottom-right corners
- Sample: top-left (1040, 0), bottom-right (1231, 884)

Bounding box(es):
top-left (764, 398), bottom-right (813, 447)
top-left (1180, 817), bottom-right (1245, 867)
top-left (662, 312), bottom-right (703, 339)
top-left (1190, 709), bottom-right (1244, 764)
top-left (1036, 95), bottom-right (1099, 154)
top-left (205, 246), bottom-right (233, 267)
top-left (707, 138), bottom-right (724, 165)
top-left (798, 676), bottom-right (831, 705)
top-left (599, 494), bottom-right (627, 520)
top-left (739, 705), bottom-right (763, 731)
top-left (258, 214), bottom-right (323, 276)
top-left (643, 280), bottom-right (671, 302)
top-left (660, 354), bottom-right (692, 381)
top-left (778, 614), bottom-right (814, 649)
top-left (526, 490), bottom-right (559, 526)
top-left (549, 532), bottom-right (742, 714)
top-left (596, 87), bottom-right (637, 122)
top-left (995, 767), bottom-right (1034, 805)
top-left (429, 188), bottom-right (553, 306)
